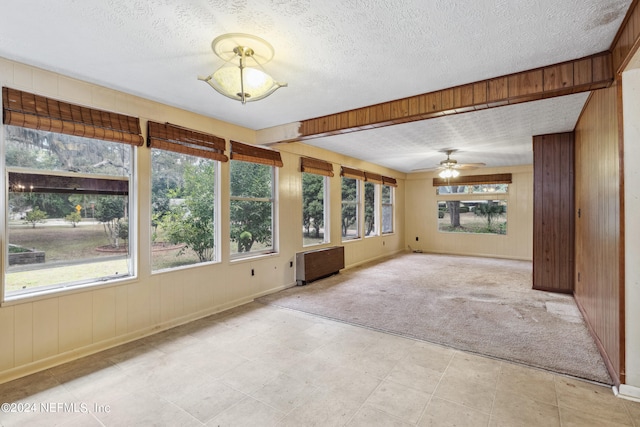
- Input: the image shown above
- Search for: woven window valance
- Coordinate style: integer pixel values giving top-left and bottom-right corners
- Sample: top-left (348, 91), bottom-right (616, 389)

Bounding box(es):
top-left (364, 172), bottom-right (383, 184)
top-left (382, 176), bottom-right (398, 187)
top-left (2, 87), bottom-right (143, 146)
top-left (432, 173), bottom-right (512, 187)
top-left (340, 166), bottom-right (365, 180)
top-left (230, 141), bottom-right (283, 167)
top-left (147, 121), bottom-right (228, 162)
top-left (301, 157), bottom-right (334, 177)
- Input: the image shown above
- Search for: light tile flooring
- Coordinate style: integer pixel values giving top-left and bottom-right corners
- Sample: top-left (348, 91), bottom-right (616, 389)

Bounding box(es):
top-left (1, 302), bottom-right (639, 426)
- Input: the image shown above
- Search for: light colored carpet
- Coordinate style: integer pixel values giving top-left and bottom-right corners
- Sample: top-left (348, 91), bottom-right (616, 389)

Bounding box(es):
top-left (257, 252), bottom-right (612, 384)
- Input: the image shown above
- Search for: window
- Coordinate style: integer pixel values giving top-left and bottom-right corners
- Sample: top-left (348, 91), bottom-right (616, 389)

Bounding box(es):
top-left (364, 181), bottom-right (378, 236)
top-left (2, 88), bottom-right (142, 299)
top-left (301, 157), bottom-right (332, 246)
top-left (151, 152), bottom-right (219, 270)
top-left (437, 183), bottom-right (508, 195)
top-left (438, 199), bottom-right (507, 235)
top-left (229, 141), bottom-right (281, 257)
top-left (5, 126), bottom-right (134, 297)
top-left (341, 177), bottom-right (359, 240)
top-left (148, 122), bottom-right (226, 271)
top-left (434, 174), bottom-right (510, 236)
top-left (302, 173), bottom-right (329, 246)
top-left (382, 184), bottom-right (394, 234)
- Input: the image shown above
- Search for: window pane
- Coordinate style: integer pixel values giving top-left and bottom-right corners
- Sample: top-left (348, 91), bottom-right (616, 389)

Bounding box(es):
top-left (151, 150), bottom-right (217, 271)
top-left (302, 172), bottom-right (327, 246)
top-left (230, 161), bottom-right (272, 198)
top-left (364, 182), bottom-right (377, 236)
top-left (438, 199), bottom-right (507, 235)
top-left (230, 161), bottom-right (275, 256)
top-left (341, 177), bottom-right (359, 240)
top-left (5, 126), bottom-right (133, 297)
top-left (230, 200), bottom-right (273, 254)
top-left (382, 185), bottom-right (393, 233)
top-left (437, 184), bottom-right (508, 195)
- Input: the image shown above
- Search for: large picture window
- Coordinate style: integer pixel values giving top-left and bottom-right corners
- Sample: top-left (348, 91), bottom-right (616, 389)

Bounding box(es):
top-left (4, 126), bottom-right (134, 297)
top-left (438, 199), bottom-right (508, 235)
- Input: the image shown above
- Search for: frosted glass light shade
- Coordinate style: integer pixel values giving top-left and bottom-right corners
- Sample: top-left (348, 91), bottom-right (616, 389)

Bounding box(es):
top-left (199, 33), bottom-right (287, 104)
top-left (209, 65), bottom-right (284, 102)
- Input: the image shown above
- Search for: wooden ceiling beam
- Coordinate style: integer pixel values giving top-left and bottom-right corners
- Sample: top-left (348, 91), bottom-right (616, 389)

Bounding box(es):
top-left (292, 51), bottom-right (613, 142)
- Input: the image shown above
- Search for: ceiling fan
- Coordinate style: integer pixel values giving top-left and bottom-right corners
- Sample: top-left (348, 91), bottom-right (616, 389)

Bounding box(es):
top-left (412, 149), bottom-right (486, 177)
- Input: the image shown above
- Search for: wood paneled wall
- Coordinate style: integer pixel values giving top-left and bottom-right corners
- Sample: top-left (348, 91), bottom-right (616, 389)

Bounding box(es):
top-left (574, 84), bottom-right (624, 385)
top-left (532, 133), bottom-right (575, 293)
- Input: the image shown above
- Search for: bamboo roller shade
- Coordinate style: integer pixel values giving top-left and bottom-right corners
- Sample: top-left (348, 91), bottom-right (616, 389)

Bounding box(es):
top-left (300, 157), bottom-right (334, 176)
top-left (432, 173), bottom-right (512, 186)
top-left (382, 176), bottom-right (398, 187)
top-left (2, 87), bottom-right (143, 146)
top-left (341, 166), bottom-right (397, 187)
top-left (365, 172), bottom-right (383, 184)
top-left (340, 166), bottom-right (366, 180)
top-left (147, 121), bottom-right (228, 162)
top-left (230, 140), bottom-right (283, 167)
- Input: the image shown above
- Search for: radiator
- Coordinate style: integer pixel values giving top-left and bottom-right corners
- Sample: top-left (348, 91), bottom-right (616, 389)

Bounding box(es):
top-left (295, 246), bottom-right (345, 286)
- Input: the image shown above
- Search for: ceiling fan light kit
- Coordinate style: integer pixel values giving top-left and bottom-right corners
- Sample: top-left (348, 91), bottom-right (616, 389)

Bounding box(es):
top-left (198, 33), bottom-right (287, 104)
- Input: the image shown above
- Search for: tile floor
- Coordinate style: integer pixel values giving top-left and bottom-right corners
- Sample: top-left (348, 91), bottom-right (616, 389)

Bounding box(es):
top-left (1, 302), bottom-right (639, 426)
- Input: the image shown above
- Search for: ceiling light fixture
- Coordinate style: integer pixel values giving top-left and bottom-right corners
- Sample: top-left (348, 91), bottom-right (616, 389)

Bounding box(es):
top-left (438, 167), bottom-right (460, 179)
top-left (198, 33), bottom-right (287, 104)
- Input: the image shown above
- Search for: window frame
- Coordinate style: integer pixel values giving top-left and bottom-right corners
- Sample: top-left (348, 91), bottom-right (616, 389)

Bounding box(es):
top-left (229, 159), bottom-right (278, 259)
top-left (2, 128), bottom-right (137, 302)
top-left (341, 176), bottom-right (361, 241)
top-left (364, 180), bottom-right (380, 237)
top-left (381, 184), bottom-right (394, 234)
top-left (149, 149), bottom-right (221, 273)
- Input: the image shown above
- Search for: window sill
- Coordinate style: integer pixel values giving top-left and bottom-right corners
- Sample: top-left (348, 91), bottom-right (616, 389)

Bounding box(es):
top-left (2, 275), bottom-right (138, 307)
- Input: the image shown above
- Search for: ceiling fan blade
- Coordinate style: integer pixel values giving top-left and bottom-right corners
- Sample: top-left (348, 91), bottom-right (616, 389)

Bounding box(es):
top-left (454, 162), bottom-right (486, 170)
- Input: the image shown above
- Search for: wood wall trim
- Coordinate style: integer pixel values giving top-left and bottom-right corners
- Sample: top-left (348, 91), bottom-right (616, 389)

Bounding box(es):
top-left (292, 52), bottom-right (613, 142)
top-left (616, 74), bottom-right (626, 385)
top-left (611, 0), bottom-right (640, 73)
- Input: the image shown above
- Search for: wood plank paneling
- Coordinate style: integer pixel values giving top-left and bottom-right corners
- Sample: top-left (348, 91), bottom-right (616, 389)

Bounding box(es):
top-left (288, 52), bottom-right (614, 143)
top-left (611, 0), bottom-right (640, 72)
top-left (574, 84), bottom-right (623, 385)
top-left (532, 133), bottom-right (575, 293)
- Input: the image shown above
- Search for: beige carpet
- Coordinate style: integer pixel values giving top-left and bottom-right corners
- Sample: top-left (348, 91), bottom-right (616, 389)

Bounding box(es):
top-left (257, 252), bottom-right (612, 384)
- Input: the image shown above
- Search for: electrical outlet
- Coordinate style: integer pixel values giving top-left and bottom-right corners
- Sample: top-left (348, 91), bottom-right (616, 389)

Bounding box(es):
top-left (289, 261), bottom-right (293, 268)
top-left (415, 236), bottom-right (419, 241)
top-left (251, 268), bottom-right (255, 276)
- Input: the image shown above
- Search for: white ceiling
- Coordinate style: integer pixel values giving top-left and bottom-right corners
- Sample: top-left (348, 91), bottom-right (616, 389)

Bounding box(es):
top-left (0, 0), bottom-right (631, 173)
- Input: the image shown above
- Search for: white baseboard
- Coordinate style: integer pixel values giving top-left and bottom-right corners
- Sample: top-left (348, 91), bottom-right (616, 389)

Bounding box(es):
top-left (614, 384), bottom-right (640, 402)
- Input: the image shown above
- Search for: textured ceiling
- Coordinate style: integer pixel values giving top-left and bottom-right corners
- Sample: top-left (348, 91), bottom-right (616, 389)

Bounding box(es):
top-left (0, 0), bottom-right (631, 173)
